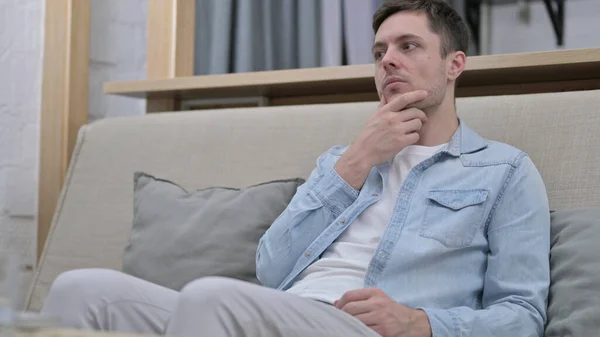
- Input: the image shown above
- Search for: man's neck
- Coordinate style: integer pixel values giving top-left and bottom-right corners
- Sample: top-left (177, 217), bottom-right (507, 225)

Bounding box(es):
top-left (416, 92), bottom-right (459, 147)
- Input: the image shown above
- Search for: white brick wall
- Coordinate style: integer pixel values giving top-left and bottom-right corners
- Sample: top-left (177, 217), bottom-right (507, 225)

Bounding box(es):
top-left (0, 0), bottom-right (147, 294)
top-left (0, 0), bottom-right (43, 276)
top-left (89, 0), bottom-right (147, 122)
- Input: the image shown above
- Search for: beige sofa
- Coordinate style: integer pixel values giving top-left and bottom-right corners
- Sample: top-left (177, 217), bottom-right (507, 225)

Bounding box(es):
top-left (25, 90), bottom-right (600, 332)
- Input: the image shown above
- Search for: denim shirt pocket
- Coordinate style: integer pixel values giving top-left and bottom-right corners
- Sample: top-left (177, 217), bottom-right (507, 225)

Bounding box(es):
top-left (420, 189), bottom-right (489, 248)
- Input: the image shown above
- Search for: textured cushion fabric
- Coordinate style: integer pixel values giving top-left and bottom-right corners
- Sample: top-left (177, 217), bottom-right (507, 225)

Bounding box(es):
top-left (545, 208), bottom-right (600, 337)
top-left (121, 172), bottom-right (304, 291)
top-left (26, 89), bottom-right (600, 311)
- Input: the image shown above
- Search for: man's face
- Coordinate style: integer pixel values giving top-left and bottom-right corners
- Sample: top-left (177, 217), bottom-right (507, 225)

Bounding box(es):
top-left (373, 11), bottom-right (449, 111)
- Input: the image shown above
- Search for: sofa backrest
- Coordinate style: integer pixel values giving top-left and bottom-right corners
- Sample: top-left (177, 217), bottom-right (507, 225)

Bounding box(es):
top-left (26, 89), bottom-right (600, 311)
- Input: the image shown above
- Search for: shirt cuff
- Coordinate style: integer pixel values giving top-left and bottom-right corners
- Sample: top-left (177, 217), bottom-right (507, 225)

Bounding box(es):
top-left (311, 166), bottom-right (359, 218)
top-left (418, 307), bottom-right (457, 337)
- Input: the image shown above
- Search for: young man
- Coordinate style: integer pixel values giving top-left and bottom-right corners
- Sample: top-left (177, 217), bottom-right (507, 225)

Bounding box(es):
top-left (42, 1), bottom-right (550, 336)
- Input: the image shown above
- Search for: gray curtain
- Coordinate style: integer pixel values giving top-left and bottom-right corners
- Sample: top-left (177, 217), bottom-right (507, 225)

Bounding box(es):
top-left (194, 0), bottom-right (233, 75)
top-left (343, 0), bottom-right (377, 65)
top-left (194, 0), bottom-right (381, 75)
top-left (320, 0), bottom-right (343, 67)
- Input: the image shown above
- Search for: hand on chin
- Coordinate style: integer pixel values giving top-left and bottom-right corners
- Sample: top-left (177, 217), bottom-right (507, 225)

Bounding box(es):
top-left (383, 88), bottom-right (427, 110)
top-left (383, 84), bottom-right (414, 101)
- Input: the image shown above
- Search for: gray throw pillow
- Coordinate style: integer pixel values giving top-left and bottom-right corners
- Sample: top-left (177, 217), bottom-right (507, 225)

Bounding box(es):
top-left (545, 208), bottom-right (600, 337)
top-left (122, 172), bottom-right (304, 291)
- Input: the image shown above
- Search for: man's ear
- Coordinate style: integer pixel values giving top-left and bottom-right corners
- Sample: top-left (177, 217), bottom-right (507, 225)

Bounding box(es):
top-left (447, 51), bottom-right (466, 81)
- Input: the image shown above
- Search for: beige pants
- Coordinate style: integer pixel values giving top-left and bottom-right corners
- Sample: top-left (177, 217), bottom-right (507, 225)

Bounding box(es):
top-left (41, 269), bottom-right (380, 337)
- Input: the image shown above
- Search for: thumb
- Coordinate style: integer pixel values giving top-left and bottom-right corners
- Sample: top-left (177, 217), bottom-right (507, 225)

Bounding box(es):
top-left (378, 93), bottom-right (388, 108)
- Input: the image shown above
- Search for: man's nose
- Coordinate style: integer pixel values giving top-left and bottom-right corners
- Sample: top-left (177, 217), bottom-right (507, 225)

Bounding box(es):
top-left (382, 50), bottom-right (400, 72)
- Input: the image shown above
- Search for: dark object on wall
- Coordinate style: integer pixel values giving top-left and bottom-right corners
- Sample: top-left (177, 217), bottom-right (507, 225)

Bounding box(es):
top-left (542, 0), bottom-right (565, 47)
top-left (463, 0), bottom-right (565, 55)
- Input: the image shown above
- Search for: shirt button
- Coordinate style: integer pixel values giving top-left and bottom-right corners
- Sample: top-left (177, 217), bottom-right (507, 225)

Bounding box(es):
top-left (340, 219), bottom-right (346, 224)
top-left (305, 251), bottom-right (311, 257)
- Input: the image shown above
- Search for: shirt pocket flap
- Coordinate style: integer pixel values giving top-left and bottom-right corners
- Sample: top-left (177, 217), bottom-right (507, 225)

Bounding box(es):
top-left (426, 189), bottom-right (489, 211)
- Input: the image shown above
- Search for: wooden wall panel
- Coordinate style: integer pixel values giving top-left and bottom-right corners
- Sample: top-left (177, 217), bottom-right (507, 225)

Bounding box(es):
top-left (146, 0), bottom-right (195, 112)
top-left (146, 0), bottom-right (195, 79)
top-left (38, 0), bottom-right (90, 260)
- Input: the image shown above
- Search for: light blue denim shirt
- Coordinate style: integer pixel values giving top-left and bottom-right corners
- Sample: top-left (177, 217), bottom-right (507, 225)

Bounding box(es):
top-left (256, 119), bottom-right (550, 337)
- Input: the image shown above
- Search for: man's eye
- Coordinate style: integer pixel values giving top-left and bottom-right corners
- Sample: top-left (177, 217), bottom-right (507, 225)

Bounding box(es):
top-left (373, 51), bottom-right (385, 60)
top-left (403, 43), bottom-right (418, 51)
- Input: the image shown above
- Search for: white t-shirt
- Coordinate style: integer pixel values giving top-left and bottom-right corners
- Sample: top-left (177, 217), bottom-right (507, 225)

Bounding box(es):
top-left (285, 143), bottom-right (446, 304)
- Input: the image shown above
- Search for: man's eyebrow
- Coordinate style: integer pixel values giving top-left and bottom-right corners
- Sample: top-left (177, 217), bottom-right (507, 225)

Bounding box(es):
top-left (371, 34), bottom-right (425, 52)
top-left (371, 41), bottom-right (387, 52)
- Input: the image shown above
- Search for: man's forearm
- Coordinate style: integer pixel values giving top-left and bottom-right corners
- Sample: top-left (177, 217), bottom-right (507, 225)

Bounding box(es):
top-left (257, 147), bottom-right (363, 288)
top-left (334, 148), bottom-right (374, 190)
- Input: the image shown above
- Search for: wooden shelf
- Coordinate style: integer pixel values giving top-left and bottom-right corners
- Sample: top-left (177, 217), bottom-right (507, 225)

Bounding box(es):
top-left (104, 48), bottom-right (600, 105)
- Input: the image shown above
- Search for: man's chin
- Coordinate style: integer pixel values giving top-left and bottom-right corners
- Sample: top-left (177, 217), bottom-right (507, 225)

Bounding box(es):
top-left (385, 90), bottom-right (428, 106)
top-left (384, 87), bottom-right (416, 101)
top-left (384, 91), bottom-right (404, 103)
top-left (400, 96), bottom-right (436, 113)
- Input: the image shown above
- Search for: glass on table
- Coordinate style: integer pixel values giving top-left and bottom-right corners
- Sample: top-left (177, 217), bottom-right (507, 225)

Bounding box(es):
top-left (0, 252), bottom-right (58, 335)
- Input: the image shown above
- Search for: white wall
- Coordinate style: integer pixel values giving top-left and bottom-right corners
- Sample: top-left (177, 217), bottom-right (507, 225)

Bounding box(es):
top-left (491, 0), bottom-right (600, 55)
top-left (0, 0), bottom-right (147, 288)
top-left (89, 0), bottom-right (147, 122)
top-left (0, 0), bottom-right (43, 273)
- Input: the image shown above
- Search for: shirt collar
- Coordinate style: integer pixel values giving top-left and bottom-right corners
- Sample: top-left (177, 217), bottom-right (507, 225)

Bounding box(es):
top-left (376, 118), bottom-right (488, 173)
top-left (444, 118), bottom-right (488, 157)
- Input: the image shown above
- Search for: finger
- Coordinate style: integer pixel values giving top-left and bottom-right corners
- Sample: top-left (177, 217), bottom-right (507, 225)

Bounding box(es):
top-left (340, 300), bottom-right (373, 316)
top-left (378, 93), bottom-right (388, 109)
top-left (395, 107), bottom-right (427, 124)
top-left (352, 312), bottom-right (380, 327)
top-left (336, 289), bottom-right (376, 309)
top-left (399, 118), bottom-right (424, 134)
top-left (404, 132), bottom-right (420, 145)
top-left (382, 90), bottom-right (428, 113)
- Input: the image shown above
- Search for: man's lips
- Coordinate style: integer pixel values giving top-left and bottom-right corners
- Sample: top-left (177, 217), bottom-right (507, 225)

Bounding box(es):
top-left (383, 77), bottom-right (407, 89)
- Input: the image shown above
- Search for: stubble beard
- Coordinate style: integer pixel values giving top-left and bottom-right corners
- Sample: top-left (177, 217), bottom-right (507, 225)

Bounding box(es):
top-left (410, 69), bottom-right (449, 114)
top-left (412, 83), bottom-right (445, 114)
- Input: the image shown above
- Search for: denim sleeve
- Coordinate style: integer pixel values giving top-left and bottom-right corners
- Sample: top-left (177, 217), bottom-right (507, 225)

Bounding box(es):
top-left (256, 147), bottom-right (360, 289)
top-left (419, 155), bottom-right (550, 337)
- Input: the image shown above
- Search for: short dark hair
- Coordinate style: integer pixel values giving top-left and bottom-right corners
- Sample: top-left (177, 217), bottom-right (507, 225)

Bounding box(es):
top-left (373, 0), bottom-right (471, 57)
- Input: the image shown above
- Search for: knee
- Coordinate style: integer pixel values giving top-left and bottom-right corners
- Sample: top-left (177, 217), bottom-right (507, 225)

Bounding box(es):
top-left (179, 277), bottom-right (246, 305)
top-left (46, 269), bottom-right (98, 302)
top-left (43, 268), bottom-right (128, 312)
top-left (48, 269), bottom-right (123, 297)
